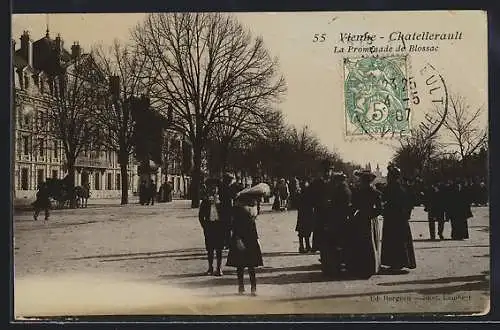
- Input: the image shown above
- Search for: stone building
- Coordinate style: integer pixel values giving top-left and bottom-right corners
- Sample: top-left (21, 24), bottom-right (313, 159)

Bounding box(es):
top-left (12, 29), bottom-right (189, 204)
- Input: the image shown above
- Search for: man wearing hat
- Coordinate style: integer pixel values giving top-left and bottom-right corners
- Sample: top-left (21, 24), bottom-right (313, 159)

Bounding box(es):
top-left (380, 165), bottom-right (417, 273)
top-left (347, 169), bottom-right (383, 278)
top-left (219, 172), bottom-right (243, 249)
top-left (310, 159), bottom-right (352, 274)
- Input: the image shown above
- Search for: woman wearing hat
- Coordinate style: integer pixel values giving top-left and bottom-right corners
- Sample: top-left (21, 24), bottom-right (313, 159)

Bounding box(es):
top-left (199, 178), bottom-right (225, 276)
top-left (226, 184), bottom-right (268, 296)
top-left (347, 170), bottom-right (383, 278)
top-left (380, 165), bottom-right (417, 272)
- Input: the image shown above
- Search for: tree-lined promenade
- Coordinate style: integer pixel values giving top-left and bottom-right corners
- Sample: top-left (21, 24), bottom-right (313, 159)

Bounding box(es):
top-left (33, 12), bottom-right (487, 209)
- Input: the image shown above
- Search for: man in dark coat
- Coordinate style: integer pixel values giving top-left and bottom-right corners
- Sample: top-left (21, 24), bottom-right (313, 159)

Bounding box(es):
top-left (296, 178), bottom-right (314, 253)
top-left (447, 179), bottom-right (473, 240)
top-left (33, 182), bottom-right (51, 221)
top-left (424, 182), bottom-right (447, 240)
top-left (319, 171), bottom-right (352, 275)
top-left (219, 173), bottom-right (242, 249)
top-left (310, 159), bottom-right (336, 254)
top-left (380, 165), bottom-right (417, 272)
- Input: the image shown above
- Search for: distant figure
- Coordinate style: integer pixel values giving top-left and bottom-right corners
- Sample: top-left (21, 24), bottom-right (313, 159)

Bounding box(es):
top-left (166, 181), bottom-right (173, 202)
top-left (33, 182), bottom-right (51, 221)
top-left (296, 179), bottom-right (314, 253)
top-left (447, 180), bottom-right (473, 240)
top-left (424, 182), bottom-right (446, 240)
top-left (149, 179), bottom-right (157, 205)
top-left (276, 178), bottom-right (290, 211)
top-left (139, 180), bottom-right (147, 205)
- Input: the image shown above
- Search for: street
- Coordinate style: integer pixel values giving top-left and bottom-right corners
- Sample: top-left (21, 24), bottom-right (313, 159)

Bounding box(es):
top-left (13, 200), bottom-right (490, 316)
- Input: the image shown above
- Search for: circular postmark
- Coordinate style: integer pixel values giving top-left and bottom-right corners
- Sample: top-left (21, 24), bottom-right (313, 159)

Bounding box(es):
top-left (343, 55), bottom-right (448, 141)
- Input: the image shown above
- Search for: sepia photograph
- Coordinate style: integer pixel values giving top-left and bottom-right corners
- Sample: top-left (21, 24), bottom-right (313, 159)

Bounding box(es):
top-left (11, 11), bottom-right (489, 318)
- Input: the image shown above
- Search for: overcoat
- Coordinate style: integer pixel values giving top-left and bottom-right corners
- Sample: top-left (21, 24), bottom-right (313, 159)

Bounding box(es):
top-left (226, 204), bottom-right (263, 268)
top-left (380, 182), bottom-right (417, 270)
top-left (347, 184), bottom-right (382, 277)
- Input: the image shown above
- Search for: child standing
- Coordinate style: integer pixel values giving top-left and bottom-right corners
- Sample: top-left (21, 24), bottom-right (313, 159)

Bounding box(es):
top-left (226, 183), bottom-right (269, 296)
top-left (199, 179), bottom-right (225, 276)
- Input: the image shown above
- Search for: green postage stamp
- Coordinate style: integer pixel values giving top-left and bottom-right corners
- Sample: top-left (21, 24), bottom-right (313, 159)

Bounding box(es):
top-left (343, 55), bottom-right (411, 138)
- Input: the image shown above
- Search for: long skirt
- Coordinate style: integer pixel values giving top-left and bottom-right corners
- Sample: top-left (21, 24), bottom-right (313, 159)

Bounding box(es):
top-left (226, 235), bottom-right (263, 268)
top-left (451, 216), bottom-right (469, 240)
top-left (380, 216), bottom-right (416, 269)
top-left (347, 217), bottom-right (381, 277)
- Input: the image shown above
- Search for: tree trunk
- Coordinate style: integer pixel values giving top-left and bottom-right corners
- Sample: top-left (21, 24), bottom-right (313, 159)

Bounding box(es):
top-left (119, 153), bottom-right (129, 205)
top-left (190, 144), bottom-right (202, 208)
top-left (67, 161), bottom-right (77, 209)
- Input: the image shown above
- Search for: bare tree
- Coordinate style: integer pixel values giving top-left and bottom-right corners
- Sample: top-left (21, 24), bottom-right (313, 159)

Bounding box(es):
top-left (437, 94), bottom-right (487, 167)
top-left (392, 129), bottom-right (442, 178)
top-left (92, 40), bottom-right (153, 205)
top-left (132, 13), bottom-right (286, 207)
top-left (45, 54), bottom-right (104, 207)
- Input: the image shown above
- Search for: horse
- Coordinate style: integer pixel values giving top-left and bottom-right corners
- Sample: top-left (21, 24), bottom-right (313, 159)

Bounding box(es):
top-left (45, 176), bottom-right (83, 208)
top-left (75, 183), bottom-right (91, 208)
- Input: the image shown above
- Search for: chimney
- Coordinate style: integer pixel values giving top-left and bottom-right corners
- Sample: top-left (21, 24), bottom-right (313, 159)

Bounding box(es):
top-left (71, 41), bottom-right (81, 59)
top-left (20, 31), bottom-right (33, 67)
top-left (55, 33), bottom-right (63, 54)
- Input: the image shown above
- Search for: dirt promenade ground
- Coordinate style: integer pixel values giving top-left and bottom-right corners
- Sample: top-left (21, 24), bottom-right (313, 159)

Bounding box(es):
top-left (13, 200), bottom-right (490, 317)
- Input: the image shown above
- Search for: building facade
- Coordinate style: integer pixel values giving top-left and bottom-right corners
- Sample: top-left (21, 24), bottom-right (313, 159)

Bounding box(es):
top-left (12, 29), bottom-right (189, 204)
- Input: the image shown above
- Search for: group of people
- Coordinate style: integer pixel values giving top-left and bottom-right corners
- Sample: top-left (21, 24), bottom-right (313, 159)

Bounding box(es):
top-left (292, 160), bottom-right (417, 278)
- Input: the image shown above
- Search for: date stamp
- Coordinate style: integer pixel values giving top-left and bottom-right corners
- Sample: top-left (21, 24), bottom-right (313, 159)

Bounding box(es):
top-left (343, 55), bottom-right (411, 138)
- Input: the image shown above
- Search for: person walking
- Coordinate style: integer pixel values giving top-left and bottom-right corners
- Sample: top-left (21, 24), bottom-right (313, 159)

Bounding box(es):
top-left (33, 182), bottom-right (51, 221)
top-left (226, 184), bottom-right (268, 296)
top-left (296, 178), bottom-right (314, 253)
top-left (380, 165), bottom-right (416, 273)
top-left (347, 170), bottom-right (382, 278)
top-left (198, 179), bottom-right (225, 276)
top-left (424, 182), bottom-right (447, 240)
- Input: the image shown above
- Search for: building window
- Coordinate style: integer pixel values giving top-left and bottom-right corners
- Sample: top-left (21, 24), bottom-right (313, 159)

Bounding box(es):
top-left (24, 73), bottom-right (29, 89)
top-left (23, 136), bottom-right (29, 155)
top-left (37, 169), bottom-right (44, 187)
top-left (21, 168), bottom-right (29, 190)
top-left (38, 138), bottom-right (44, 157)
top-left (52, 169), bottom-right (58, 179)
top-left (53, 141), bottom-right (58, 159)
top-left (116, 174), bottom-right (121, 190)
top-left (23, 114), bottom-right (30, 129)
top-left (94, 173), bottom-right (100, 190)
top-left (18, 112), bottom-right (23, 128)
top-left (107, 173), bottom-right (112, 190)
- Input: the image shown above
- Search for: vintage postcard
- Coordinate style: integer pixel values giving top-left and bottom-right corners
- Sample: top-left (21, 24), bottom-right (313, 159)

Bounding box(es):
top-left (12, 11), bottom-right (489, 318)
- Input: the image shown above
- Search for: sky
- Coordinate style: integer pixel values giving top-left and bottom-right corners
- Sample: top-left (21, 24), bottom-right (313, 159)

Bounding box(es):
top-left (12, 12), bottom-right (488, 171)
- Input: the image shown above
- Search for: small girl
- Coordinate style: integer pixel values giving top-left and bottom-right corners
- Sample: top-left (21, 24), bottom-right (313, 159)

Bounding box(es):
top-left (226, 193), bottom-right (264, 296)
top-left (199, 179), bottom-right (225, 276)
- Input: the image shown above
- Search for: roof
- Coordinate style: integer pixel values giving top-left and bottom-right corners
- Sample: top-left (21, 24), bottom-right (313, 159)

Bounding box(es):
top-left (13, 52), bottom-right (28, 69)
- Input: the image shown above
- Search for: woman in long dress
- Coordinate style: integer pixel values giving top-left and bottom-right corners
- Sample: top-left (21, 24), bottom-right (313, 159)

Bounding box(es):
top-left (226, 193), bottom-right (264, 296)
top-left (347, 170), bottom-right (383, 278)
top-left (380, 165), bottom-right (417, 272)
